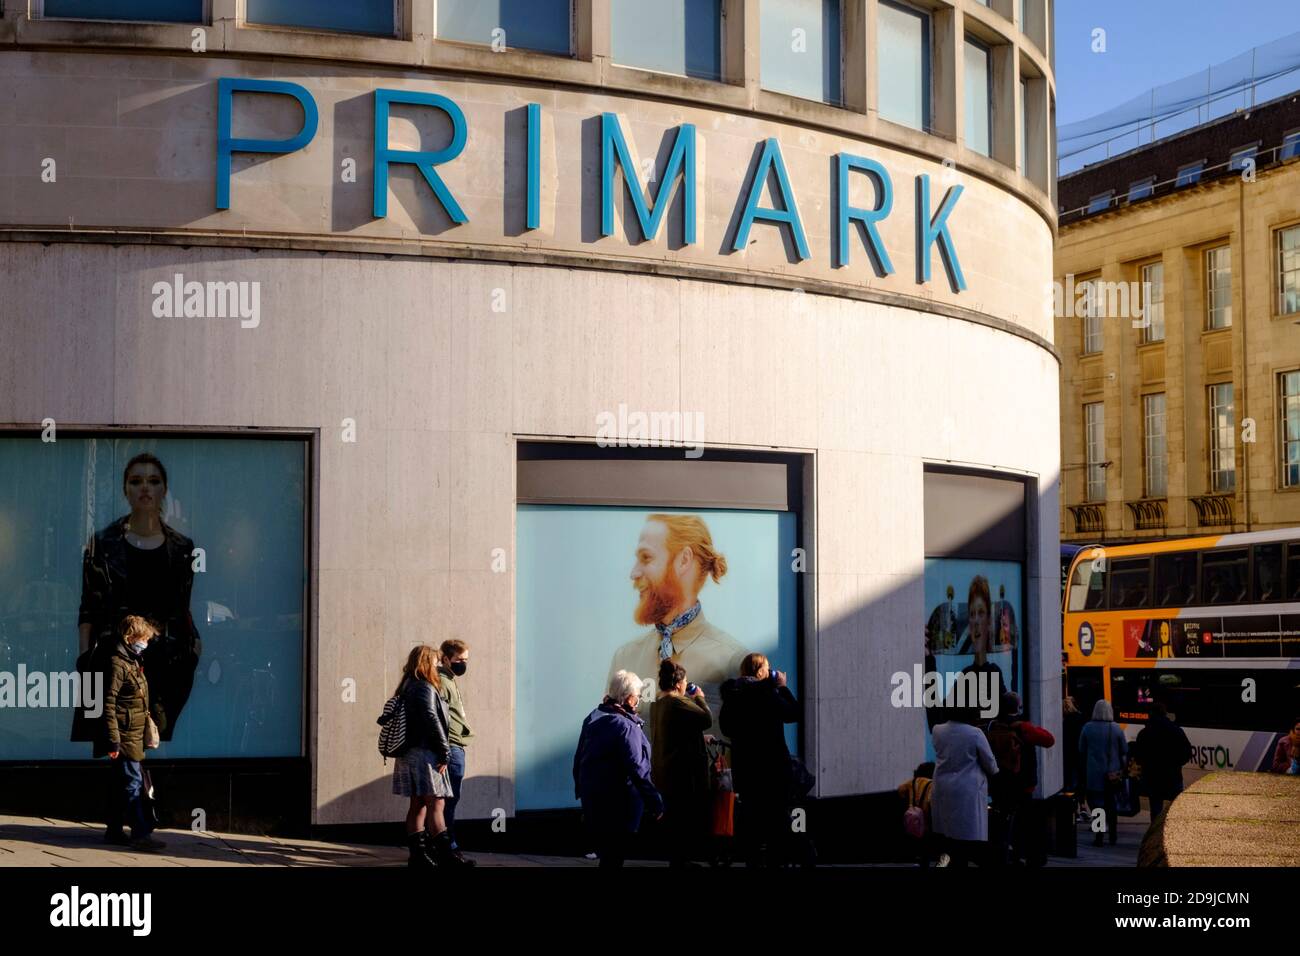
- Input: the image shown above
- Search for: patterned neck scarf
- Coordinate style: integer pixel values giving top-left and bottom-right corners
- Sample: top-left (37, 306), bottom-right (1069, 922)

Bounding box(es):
top-left (657, 601), bottom-right (702, 661)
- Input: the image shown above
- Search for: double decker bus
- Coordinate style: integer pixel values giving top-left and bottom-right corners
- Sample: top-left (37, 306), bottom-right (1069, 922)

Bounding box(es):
top-left (1063, 530), bottom-right (1300, 783)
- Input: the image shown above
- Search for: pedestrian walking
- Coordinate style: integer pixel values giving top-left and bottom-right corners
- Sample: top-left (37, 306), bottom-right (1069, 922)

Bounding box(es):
top-left (573, 670), bottom-right (664, 867)
top-left (650, 659), bottom-right (713, 867)
top-left (719, 653), bottom-right (800, 867)
top-left (1132, 701), bottom-right (1191, 821)
top-left (100, 614), bottom-right (167, 850)
top-left (392, 645), bottom-right (470, 868)
top-left (931, 706), bottom-right (999, 867)
top-left (1078, 698), bottom-right (1127, 847)
top-left (436, 638), bottom-right (475, 859)
top-left (897, 761), bottom-right (935, 867)
top-left (1061, 695), bottom-right (1085, 818)
top-left (986, 692), bottom-right (1054, 866)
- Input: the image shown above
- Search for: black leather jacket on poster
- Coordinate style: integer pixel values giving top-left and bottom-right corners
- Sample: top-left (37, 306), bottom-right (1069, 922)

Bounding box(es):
top-left (71, 516), bottom-right (200, 744)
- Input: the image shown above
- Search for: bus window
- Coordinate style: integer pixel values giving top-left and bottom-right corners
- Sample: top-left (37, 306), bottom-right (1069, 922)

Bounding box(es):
top-left (1067, 555), bottom-right (1106, 612)
top-left (1287, 543), bottom-right (1300, 600)
top-left (1109, 557), bottom-right (1151, 609)
top-left (1115, 667), bottom-right (1300, 734)
top-left (1067, 666), bottom-right (1104, 722)
top-left (1254, 544), bottom-right (1283, 602)
top-left (1154, 551), bottom-right (1197, 607)
top-left (1202, 548), bottom-right (1248, 605)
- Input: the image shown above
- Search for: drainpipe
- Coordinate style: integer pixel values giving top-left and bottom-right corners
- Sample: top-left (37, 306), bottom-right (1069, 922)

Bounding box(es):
top-left (1239, 177), bottom-right (1250, 532)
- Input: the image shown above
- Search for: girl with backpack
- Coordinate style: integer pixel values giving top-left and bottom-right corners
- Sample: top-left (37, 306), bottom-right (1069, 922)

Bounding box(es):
top-left (391, 645), bottom-right (471, 868)
top-left (897, 762), bottom-right (934, 866)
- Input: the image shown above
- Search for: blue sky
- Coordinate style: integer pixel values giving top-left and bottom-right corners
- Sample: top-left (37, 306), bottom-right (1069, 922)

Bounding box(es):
top-left (1054, 1), bottom-right (1300, 125)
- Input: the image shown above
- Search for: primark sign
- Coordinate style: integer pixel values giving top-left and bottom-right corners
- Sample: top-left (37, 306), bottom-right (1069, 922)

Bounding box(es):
top-left (215, 78), bottom-right (968, 292)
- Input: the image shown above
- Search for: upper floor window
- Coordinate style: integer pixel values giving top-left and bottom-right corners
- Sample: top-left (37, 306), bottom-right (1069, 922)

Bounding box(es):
top-left (1143, 392), bottom-right (1168, 499)
top-left (41, 0), bottom-right (203, 22)
top-left (963, 38), bottom-right (992, 158)
top-left (1206, 245), bottom-right (1232, 330)
top-left (761, 0), bottom-right (842, 105)
top-left (437, 0), bottom-right (572, 56)
top-left (1128, 177), bottom-right (1155, 202)
top-left (1283, 130), bottom-right (1300, 162)
top-left (1229, 144), bottom-right (1259, 173)
top-left (1085, 402), bottom-right (1106, 501)
top-left (1087, 192), bottom-right (1113, 214)
top-left (1176, 161), bottom-right (1204, 187)
top-left (1080, 276), bottom-right (1103, 354)
top-left (1140, 261), bottom-right (1164, 343)
top-left (1280, 225), bottom-right (1300, 315)
top-left (612, 0), bottom-right (722, 80)
top-left (1280, 370), bottom-right (1300, 488)
top-left (246, 0), bottom-right (397, 37)
top-left (877, 1), bottom-right (931, 132)
top-left (1209, 383), bottom-right (1236, 494)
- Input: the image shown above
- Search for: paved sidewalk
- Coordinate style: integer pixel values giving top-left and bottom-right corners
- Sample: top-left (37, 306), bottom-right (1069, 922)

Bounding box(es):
top-left (1, 813), bottom-right (1142, 868)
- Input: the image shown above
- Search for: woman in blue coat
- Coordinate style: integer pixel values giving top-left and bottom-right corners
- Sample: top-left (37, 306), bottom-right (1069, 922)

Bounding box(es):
top-left (573, 670), bottom-right (664, 867)
top-left (1078, 698), bottom-right (1128, 847)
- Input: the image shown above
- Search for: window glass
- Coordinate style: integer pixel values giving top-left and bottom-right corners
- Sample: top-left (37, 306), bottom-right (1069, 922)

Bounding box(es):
top-left (246, 0), bottom-right (397, 36)
top-left (611, 0), bottom-right (721, 80)
top-left (1280, 225), bottom-right (1300, 315)
top-left (1209, 383), bottom-right (1235, 493)
top-left (760, 0), bottom-right (842, 104)
top-left (1143, 393), bottom-right (1167, 498)
top-left (878, 1), bottom-right (930, 131)
top-left (1154, 551), bottom-right (1197, 607)
top-left (1140, 262), bottom-right (1164, 342)
top-left (1128, 178), bottom-right (1154, 202)
top-left (1281, 370), bottom-right (1300, 487)
top-left (1085, 402), bottom-right (1106, 501)
top-left (1229, 145), bottom-right (1258, 172)
top-left (1176, 162), bottom-right (1204, 187)
top-left (1201, 548), bottom-right (1248, 605)
top-left (1087, 193), bottom-right (1112, 214)
top-left (1206, 245), bottom-right (1232, 329)
top-left (1081, 277), bottom-right (1103, 354)
top-left (1068, 550), bottom-right (1107, 612)
top-left (963, 39), bottom-right (992, 157)
top-left (437, 0), bottom-right (572, 56)
top-left (1254, 544), bottom-right (1283, 602)
top-left (1287, 543), bottom-right (1300, 600)
top-left (0, 436), bottom-right (307, 760)
top-left (1282, 131), bottom-right (1300, 161)
top-left (1109, 557), bottom-right (1150, 610)
top-left (43, 0), bottom-right (202, 22)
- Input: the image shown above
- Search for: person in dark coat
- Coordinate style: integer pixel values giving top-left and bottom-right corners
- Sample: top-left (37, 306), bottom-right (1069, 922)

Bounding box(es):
top-left (1133, 701), bottom-right (1192, 822)
top-left (573, 670), bottom-right (664, 867)
top-left (73, 453), bottom-right (200, 746)
top-left (1061, 695), bottom-right (1086, 816)
top-left (391, 644), bottom-right (471, 868)
top-left (100, 615), bottom-right (167, 850)
top-left (650, 659), bottom-right (712, 867)
top-left (719, 652), bottom-right (799, 867)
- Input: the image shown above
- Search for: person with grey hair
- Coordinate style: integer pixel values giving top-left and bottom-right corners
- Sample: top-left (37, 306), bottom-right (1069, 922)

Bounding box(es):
top-left (1078, 698), bottom-right (1128, 847)
top-left (572, 669), bottom-right (664, 867)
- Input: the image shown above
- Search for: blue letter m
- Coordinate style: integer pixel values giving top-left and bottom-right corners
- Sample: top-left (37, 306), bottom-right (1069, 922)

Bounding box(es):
top-left (601, 113), bottom-right (697, 245)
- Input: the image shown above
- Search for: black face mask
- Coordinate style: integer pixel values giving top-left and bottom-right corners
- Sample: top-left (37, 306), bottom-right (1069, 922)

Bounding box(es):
top-left (450, 661), bottom-right (468, 677)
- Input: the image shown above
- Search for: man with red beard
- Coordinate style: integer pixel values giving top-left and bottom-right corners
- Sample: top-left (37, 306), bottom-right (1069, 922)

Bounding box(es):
top-left (607, 514), bottom-right (747, 739)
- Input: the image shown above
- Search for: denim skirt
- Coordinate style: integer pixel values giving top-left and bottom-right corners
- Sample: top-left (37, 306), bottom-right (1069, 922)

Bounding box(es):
top-left (392, 746), bottom-right (454, 798)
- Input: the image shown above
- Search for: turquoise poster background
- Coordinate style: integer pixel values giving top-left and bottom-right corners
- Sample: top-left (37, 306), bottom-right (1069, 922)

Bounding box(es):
top-left (516, 505), bottom-right (799, 811)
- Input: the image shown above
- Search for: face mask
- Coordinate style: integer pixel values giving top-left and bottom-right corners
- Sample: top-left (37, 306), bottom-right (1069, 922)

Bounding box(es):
top-left (130, 641), bottom-right (148, 655)
top-left (450, 661), bottom-right (468, 677)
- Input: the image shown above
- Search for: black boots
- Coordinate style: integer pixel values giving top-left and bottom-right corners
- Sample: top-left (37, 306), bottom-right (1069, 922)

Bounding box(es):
top-left (407, 832), bottom-right (436, 868)
top-left (428, 829), bottom-right (476, 868)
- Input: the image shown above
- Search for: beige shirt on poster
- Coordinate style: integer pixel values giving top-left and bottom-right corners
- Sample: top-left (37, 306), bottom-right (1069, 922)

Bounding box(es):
top-left (606, 612), bottom-right (748, 741)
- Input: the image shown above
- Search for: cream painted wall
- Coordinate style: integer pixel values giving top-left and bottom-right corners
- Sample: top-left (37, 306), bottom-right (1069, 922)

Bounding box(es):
top-left (0, 242), bottom-right (1060, 823)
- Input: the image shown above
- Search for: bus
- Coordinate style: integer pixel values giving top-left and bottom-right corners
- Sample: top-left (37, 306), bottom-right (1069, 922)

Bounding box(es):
top-left (1063, 529), bottom-right (1300, 784)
